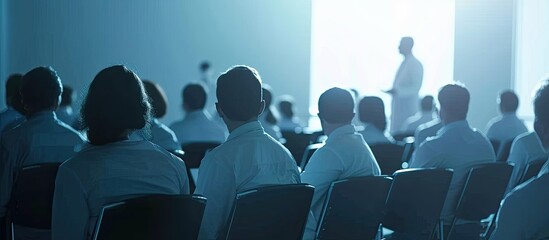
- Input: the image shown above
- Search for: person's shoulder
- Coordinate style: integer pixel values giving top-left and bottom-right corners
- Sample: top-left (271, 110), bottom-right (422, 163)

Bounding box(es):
top-left (514, 131), bottom-right (536, 146)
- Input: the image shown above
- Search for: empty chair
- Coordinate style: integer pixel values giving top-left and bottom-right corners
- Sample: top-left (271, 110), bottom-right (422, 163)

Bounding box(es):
top-left (92, 194), bottom-right (206, 240)
top-left (518, 158), bottom-right (547, 185)
top-left (496, 140), bottom-right (513, 162)
top-left (446, 162), bottom-right (513, 240)
top-left (370, 143), bottom-right (405, 175)
top-left (224, 184), bottom-right (314, 240)
top-left (316, 176), bottom-right (392, 240)
top-left (300, 143), bottom-right (325, 170)
top-left (181, 142), bottom-right (220, 168)
top-left (382, 168), bottom-right (453, 239)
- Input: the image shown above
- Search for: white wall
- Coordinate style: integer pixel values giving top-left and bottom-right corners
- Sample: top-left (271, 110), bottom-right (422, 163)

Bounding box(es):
top-left (4, 0), bottom-right (312, 125)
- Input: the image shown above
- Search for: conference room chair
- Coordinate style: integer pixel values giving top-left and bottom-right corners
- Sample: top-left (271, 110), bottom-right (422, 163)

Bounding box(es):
top-left (401, 137), bottom-right (415, 163)
top-left (169, 150), bottom-right (196, 193)
top-left (300, 143), bottom-right (325, 171)
top-left (489, 139), bottom-right (500, 157)
top-left (281, 130), bottom-right (314, 166)
top-left (315, 176), bottom-right (393, 240)
top-left (5, 163), bottom-right (61, 240)
top-left (223, 184), bottom-right (314, 240)
top-left (382, 168), bottom-right (454, 239)
top-left (517, 158), bottom-right (547, 186)
top-left (181, 142), bottom-right (220, 168)
top-left (496, 140), bottom-right (513, 162)
top-left (445, 162), bottom-right (513, 240)
top-left (92, 194), bottom-right (207, 240)
top-left (370, 143), bottom-right (406, 175)
top-left (392, 132), bottom-right (414, 142)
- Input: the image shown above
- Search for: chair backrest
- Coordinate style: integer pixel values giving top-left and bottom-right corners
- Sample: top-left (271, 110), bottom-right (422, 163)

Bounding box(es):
top-left (169, 150), bottom-right (196, 193)
top-left (383, 168), bottom-right (453, 237)
top-left (316, 176), bottom-right (393, 240)
top-left (496, 140), bottom-right (513, 162)
top-left (300, 143), bottom-right (325, 170)
top-left (9, 163), bottom-right (61, 229)
top-left (181, 142), bottom-right (220, 168)
top-left (392, 132), bottom-right (414, 142)
top-left (401, 138), bottom-right (415, 163)
top-left (489, 139), bottom-right (500, 156)
top-left (92, 194), bottom-right (206, 240)
top-left (224, 184), bottom-right (314, 240)
top-left (370, 144), bottom-right (405, 175)
top-left (518, 158), bottom-right (548, 185)
top-left (454, 162), bottom-right (514, 221)
top-left (281, 131), bottom-right (313, 166)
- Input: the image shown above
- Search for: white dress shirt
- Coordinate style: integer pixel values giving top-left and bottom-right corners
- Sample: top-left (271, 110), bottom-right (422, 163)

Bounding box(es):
top-left (505, 132), bottom-right (549, 192)
top-left (410, 120), bottom-right (496, 224)
top-left (169, 110), bottom-right (227, 145)
top-left (359, 123), bottom-right (395, 145)
top-left (0, 107), bottom-right (23, 133)
top-left (51, 140), bottom-right (189, 240)
top-left (390, 55), bottom-right (424, 134)
top-left (485, 113), bottom-right (528, 144)
top-left (130, 118), bottom-right (180, 151)
top-left (301, 124), bottom-right (381, 239)
top-left (194, 121), bottom-right (300, 239)
top-left (491, 173), bottom-right (549, 240)
top-left (414, 118), bottom-right (443, 148)
top-left (401, 111), bottom-right (436, 133)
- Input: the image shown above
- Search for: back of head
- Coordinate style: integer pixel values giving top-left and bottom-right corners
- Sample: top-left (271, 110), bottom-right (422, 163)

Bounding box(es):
top-left (534, 80), bottom-right (549, 127)
top-left (421, 95), bottom-right (434, 112)
top-left (262, 86), bottom-right (278, 124)
top-left (82, 65), bottom-right (151, 145)
top-left (216, 65), bottom-right (263, 122)
top-left (143, 80), bottom-right (168, 118)
top-left (5, 74), bottom-right (23, 106)
top-left (20, 66), bottom-right (63, 113)
top-left (438, 83), bottom-right (470, 122)
top-left (199, 61), bottom-right (211, 73)
top-left (278, 96), bottom-right (295, 118)
top-left (399, 36), bottom-right (415, 54)
top-left (499, 90), bottom-right (519, 113)
top-left (318, 87), bottom-right (355, 124)
top-left (358, 96), bottom-right (387, 131)
top-left (60, 85), bottom-right (74, 107)
top-left (183, 83), bottom-right (207, 111)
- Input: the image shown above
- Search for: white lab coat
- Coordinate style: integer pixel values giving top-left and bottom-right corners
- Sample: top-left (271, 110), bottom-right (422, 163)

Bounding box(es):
top-left (169, 110), bottom-right (227, 145)
top-left (390, 55), bottom-right (423, 134)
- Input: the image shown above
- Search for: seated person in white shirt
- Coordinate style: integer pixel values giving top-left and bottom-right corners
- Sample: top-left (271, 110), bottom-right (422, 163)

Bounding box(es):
top-left (277, 95), bottom-right (303, 132)
top-left (410, 83), bottom-right (495, 239)
top-left (169, 83), bottom-right (227, 146)
top-left (357, 96), bottom-right (396, 145)
top-left (414, 117), bottom-right (443, 148)
top-left (0, 66), bottom-right (85, 239)
top-left (401, 95), bottom-right (436, 134)
top-left (492, 114), bottom-right (549, 240)
top-left (194, 65), bottom-right (300, 239)
top-left (259, 86), bottom-right (283, 140)
top-left (130, 80), bottom-right (180, 151)
top-left (56, 85), bottom-right (79, 128)
top-left (485, 90), bottom-right (528, 145)
top-left (51, 65), bottom-right (189, 240)
top-left (0, 74), bottom-right (25, 132)
top-left (301, 87), bottom-right (381, 239)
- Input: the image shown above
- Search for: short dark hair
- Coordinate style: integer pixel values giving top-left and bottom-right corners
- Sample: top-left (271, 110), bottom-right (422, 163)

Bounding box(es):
top-left (216, 66), bottom-right (263, 121)
top-left (278, 97), bottom-right (294, 118)
top-left (534, 80), bottom-right (549, 126)
top-left (199, 61), bottom-right (211, 72)
top-left (183, 84), bottom-right (207, 111)
top-left (143, 80), bottom-right (168, 118)
top-left (438, 83), bottom-right (470, 120)
top-left (60, 85), bottom-right (74, 107)
top-left (358, 96), bottom-right (387, 131)
top-left (5, 74), bottom-right (23, 106)
top-left (499, 90), bottom-right (519, 113)
top-left (81, 65), bottom-right (151, 145)
top-left (20, 66), bottom-right (63, 111)
top-left (318, 87), bottom-right (355, 124)
top-left (421, 95), bottom-right (434, 112)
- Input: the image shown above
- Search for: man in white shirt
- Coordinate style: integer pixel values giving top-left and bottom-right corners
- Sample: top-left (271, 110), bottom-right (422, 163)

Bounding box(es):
top-left (0, 67), bottom-right (84, 239)
top-left (401, 95), bottom-right (436, 134)
top-left (485, 90), bottom-right (528, 144)
top-left (301, 87), bottom-right (381, 239)
top-left (386, 37), bottom-right (424, 134)
top-left (414, 118), bottom-right (443, 148)
top-left (169, 83), bottom-right (227, 146)
top-left (194, 65), bottom-right (300, 239)
top-left (0, 74), bottom-right (25, 133)
top-left (410, 83), bottom-right (495, 239)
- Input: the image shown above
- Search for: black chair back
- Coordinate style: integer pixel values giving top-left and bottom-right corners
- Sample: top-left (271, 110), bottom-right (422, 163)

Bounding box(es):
top-left (518, 158), bottom-right (547, 185)
top-left (224, 184), bottom-right (314, 240)
top-left (169, 150), bottom-right (195, 193)
top-left (181, 142), bottom-right (220, 168)
top-left (382, 168), bottom-right (453, 238)
top-left (92, 194), bottom-right (206, 240)
top-left (281, 131), bottom-right (313, 166)
top-left (496, 140), bottom-right (513, 162)
top-left (489, 139), bottom-right (500, 156)
top-left (392, 132), bottom-right (414, 142)
top-left (370, 144), bottom-right (405, 175)
top-left (300, 143), bottom-right (325, 170)
top-left (316, 176), bottom-right (392, 240)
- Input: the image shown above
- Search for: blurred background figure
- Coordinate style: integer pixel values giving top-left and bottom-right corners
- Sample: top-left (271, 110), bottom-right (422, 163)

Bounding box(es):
top-left (358, 96), bottom-right (395, 145)
top-left (260, 86), bottom-right (283, 141)
top-left (56, 85), bottom-right (78, 128)
top-left (485, 90), bottom-right (528, 144)
top-left (277, 95), bottom-right (303, 132)
top-left (0, 74), bottom-right (25, 132)
top-left (401, 95), bottom-right (436, 134)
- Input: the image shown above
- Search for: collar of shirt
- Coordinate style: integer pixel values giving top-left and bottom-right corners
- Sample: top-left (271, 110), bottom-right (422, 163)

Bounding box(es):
top-left (327, 124), bottom-right (356, 142)
top-left (185, 110), bottom-right (210, 120)
top-left (501, 112), bottom-right (518, 119)
top-left (28, 111), bottom-right (56, 122)
top-left (226, 120), bottom-right (264, 142)
top-left (437, 120), bottom-right (470, 136)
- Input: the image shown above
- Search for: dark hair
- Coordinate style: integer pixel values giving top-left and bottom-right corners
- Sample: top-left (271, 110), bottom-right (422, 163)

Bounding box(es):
top-left (278, 99), bottom-right (294, 118)
top-left (216, 66), bottom-right (262, 121)
top-left (499, 90), bottom-right (519, 113)
top-left (318, 87), bottom-right (355, 124)
top-left (199, 61), bottom-right (211, 72)
top-left (438, 83), bottom-right (470, 120)
top-left (262, 87), bottom-right (278, 124)
top-left (420, 95), bottom-right (434, 112)
top-left (358, 96), bottom-right (387, 131)
top-left (81, 65), bottom-right (151, 145)
top-left (20, 66), bottom-right (62, 111)
top-left (5, 74), bottom-right (23, 105)
top-left (60, 85), bottom-right (74, 107)
top-left (183, 84), bottom-right (207, 111)
top-left (143, 80), bottom-right (168, 118)
top-left (534, 80), bottom-right (549, 126)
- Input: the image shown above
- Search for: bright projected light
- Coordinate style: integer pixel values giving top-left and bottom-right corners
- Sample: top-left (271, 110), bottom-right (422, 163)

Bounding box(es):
top-left (309, 0), bottom-right (455, 126)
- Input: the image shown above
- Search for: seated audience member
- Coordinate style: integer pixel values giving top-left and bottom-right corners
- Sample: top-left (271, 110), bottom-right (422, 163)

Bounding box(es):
top-left (0, 67), bottom-right (85, 239)
top-left (357, 96), bottom-right (395, 145)
top-left (259, 86), bottom-right (283, 140)
top-left (410, 83), bottom-right (495, 239)
top-left (485, 90), bottom-right (528, 144)
top-left (0, 74), bottom-right (24, 132)
top-left (492, 143), bottom-right (549, 240)
top-left (56, 85), bottom-right (78, 128)
top-left (194, 66), bottom-right (300, 239)
top-left (170, 83), bottom-right (227, 145)
top-left (51, 65), bottom-right (189, 240)
top-left (277, 95), bottom-right (303, 132)
top-left (414, 117), bottom-right (443, 148)
top-left (401, 95), bottom-right (436, 133)
top-left (301, 88), bottom-right (381, 239)
top-left (130, 80), bottom-right (180, 151)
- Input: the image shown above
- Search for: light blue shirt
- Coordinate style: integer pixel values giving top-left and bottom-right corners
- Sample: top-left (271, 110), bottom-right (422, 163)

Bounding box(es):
top-left (301, 124), bottom-right (381, 239)
top-left (51, 140), bottom-right (189, 240)
top-left (194, 121), bottom-right (300, 239)
top-left (259, 112), bottom-right (283, 141)
top-left (56, 106), bottom-right (77, 127)
top-left (401, 111), bottom-right (436, 133)
top-left (410, 120), bottom-right (495, 224)
top-left (0, 107), bottom-right (23, 133)
top-left (485, 113), bottom-right (528, 143)
top-left (131, 118), bottom-right (180, 151)
top-left (169, 110), bottom-right (227, 145)
top-left (414, 118), bottom-right (443, 148)
top-left (359, 123), bottom-right (395, 145)
top-left (505, 132), bottom-right (549, 192)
